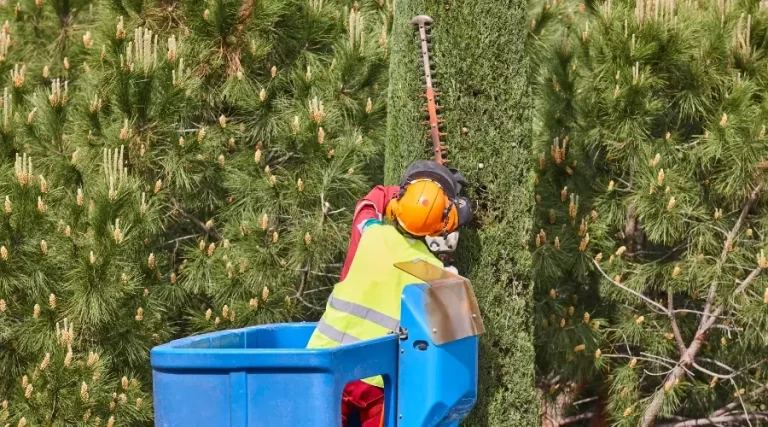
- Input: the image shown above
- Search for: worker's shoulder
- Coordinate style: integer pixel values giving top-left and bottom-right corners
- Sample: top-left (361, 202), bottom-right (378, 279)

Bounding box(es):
top-left (361, 222), bottom-right (417, 243)
top-left (361, 219), bottom-right (393, 234)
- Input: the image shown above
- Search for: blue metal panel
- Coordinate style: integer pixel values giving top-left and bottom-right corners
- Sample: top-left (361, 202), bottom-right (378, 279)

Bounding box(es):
top-left (397, 284), bottom-right (479, 426)
top-left (151, 322), bottom-right (398, 427)
top-left (150, 287), bottom-right (479, 427)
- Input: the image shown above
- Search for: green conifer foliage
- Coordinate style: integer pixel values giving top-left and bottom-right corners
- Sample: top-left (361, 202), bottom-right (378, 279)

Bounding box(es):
top-left (530, 0), bottom-right (768, 424)
top-left (386, 0), bottom-right (540, 425)
top-left (0, 0), bottom-right (389, 423)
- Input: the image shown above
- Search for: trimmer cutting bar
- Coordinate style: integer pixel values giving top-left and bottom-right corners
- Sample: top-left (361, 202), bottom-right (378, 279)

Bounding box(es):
top-left (410, 15), bottom-right (448, 165)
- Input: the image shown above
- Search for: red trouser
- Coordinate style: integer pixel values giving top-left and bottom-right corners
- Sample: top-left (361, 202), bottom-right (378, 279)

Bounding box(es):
top-left (342, 380), bottom-right (384, 427)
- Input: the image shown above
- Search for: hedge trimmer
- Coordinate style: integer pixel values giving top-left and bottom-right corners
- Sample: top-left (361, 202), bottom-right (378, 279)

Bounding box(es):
top-left (410, 15), bottom-right (449, 165)
top-left (410, 15), bottom-right (462, 269)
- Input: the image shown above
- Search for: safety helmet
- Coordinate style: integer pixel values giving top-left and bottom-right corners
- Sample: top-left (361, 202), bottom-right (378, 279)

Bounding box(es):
top-left (385, 160), bottom-right (472, 237)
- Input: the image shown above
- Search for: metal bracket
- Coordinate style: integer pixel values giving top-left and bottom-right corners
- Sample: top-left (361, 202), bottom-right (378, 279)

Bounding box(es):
top-left (397, 326), bottom-right (409, 341)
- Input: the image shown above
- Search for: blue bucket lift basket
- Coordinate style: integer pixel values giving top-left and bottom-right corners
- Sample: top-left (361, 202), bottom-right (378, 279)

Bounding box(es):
top-left (151, 261), bottom-right (484, 427)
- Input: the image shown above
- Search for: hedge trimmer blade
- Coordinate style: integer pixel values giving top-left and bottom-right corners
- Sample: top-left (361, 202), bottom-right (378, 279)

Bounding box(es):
top-left (410, 15), bottom-right (448, 165)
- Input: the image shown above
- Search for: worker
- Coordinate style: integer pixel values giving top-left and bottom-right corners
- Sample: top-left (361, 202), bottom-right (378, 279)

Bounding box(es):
top-left (305, 160), bottom-right (472, 427)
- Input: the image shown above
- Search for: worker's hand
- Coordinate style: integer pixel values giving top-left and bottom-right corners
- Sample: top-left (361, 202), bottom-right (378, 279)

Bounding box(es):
top-left (444, 265), bottom-right (459, 275)
top-left (425, 231), bottom-right (459, 254)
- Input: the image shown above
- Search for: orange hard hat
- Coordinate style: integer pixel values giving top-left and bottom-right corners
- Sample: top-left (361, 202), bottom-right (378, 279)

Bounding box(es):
top-left (385, 179), bottom-right (459, 237)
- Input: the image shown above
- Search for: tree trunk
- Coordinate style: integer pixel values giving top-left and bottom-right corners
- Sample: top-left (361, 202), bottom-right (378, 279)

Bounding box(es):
top-left (385, 0), bottom-right (539, 425)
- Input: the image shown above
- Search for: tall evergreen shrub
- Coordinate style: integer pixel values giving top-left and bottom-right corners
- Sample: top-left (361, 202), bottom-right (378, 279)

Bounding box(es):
top-left (386, 0), bottom-right (540, 425)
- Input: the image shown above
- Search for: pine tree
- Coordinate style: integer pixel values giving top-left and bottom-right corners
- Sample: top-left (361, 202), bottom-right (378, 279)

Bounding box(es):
top-left (0, 0), bottom-right (389, 424)
top-left (530, 0), bottom-right (768, 425)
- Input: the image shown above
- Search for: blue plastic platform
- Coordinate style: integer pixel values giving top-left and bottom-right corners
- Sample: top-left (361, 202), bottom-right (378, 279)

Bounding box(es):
top-left (151, 284), bottom-right (479, 426)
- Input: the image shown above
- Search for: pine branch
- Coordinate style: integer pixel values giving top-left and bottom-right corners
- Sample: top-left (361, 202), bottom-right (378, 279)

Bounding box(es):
top-left (657, 412), bottom-right (768, 426)
top-left (710, 383), bottom-right (768, 418)
top-left (171, 198), bottom-right (222, 240)
top-left (236, 0), bottom-right (256, 32)
top-left (641, 184), bottom-right (766, 427)
top-left (625, 200), bottom-right (637, 256)
top-left (532, 1), bottom-right (768, 423)
top-left (592, 259), bottom-right (669, 315)
top-left (702, 184), bottom-right (762, 325)
top-left (699, 266), bottom-right (763, 336)
top-left (641, 333), bottom-right (707, 425)
top-left (641, 296), bottom-right (761, 427)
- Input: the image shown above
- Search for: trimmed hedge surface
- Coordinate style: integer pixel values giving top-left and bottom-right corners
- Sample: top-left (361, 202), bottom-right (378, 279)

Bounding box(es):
top-left (384, 0), bottom-right (539, 425)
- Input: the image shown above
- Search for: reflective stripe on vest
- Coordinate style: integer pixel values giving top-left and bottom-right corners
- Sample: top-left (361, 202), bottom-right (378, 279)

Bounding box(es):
top-left (315, 317), bottom-right (362, 344)
top-left (328, 295), bottom-right (400, 332)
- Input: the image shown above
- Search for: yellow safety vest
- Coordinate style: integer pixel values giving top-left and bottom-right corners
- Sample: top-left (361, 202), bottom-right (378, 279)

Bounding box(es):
top-left (305, 222), bottom-right (444, 388)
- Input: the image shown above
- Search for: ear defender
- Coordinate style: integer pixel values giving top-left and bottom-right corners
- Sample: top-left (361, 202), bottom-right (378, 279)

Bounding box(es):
top-left (442, 202), bottom-right (459, 235)
top-left (385, 198), bottom-right (399, 222)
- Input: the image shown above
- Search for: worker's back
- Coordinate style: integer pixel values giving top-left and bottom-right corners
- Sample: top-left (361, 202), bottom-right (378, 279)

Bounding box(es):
top-left (306, 222), bottom-right (443, 387)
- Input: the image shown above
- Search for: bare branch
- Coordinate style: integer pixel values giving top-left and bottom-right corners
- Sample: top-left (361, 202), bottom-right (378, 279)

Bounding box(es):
top-left (667, 291), bottom-right (687, 358)
top-left (732, 266), bottom-right (762, 296)
top-left (572, 396), bottom-right (598, 406)
top-left (640, 352), bottom-right (696, 378)
top-left (289, 264), bottom-right (341, 279)
top-left (293, 293), bottom-right (324, 311)
top-left (601, 353), bottom-right (676, 370)
top-left (639, 352), bottom-right (682, 366)
top-left (729, 378), bottom-right (753, 427)
top-left (643, 368), bottom-right (676, 377)
top-left (301, 286), bottom-right (334, 295)
top-left (162, 234), bottom-right (201, 247)
top-left (673, 309), bottom-right (731, 319)
top-left (709, 324), bottom-right (742, 334)
top-left (296, 259), bottom-right (310, 298)
top-left (592, 260), bottom-right (669, 315)
top-left (720, 184), bottom-right (761, 263)
top-left (559, 411), bottom-right (595, 425)
top-left (696, 357), bottom-right (736, 373)
top-left (691, 362), bottom-right (735, 380)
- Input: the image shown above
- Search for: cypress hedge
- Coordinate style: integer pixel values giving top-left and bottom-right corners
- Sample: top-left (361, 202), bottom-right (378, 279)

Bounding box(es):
top-left (384, 0), bottom-right (539, 425)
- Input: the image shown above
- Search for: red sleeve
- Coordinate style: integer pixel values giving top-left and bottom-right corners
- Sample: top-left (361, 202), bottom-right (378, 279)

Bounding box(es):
top-left (340, 185), bottom-right (400, 281)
